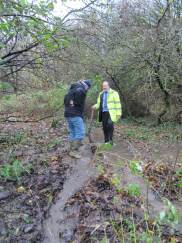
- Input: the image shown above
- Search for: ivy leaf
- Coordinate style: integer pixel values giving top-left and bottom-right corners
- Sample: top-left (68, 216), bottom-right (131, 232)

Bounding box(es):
top-left (0, 22), bottom-right (9, 32)
top-left (47, 2), bottom-right (54, 11)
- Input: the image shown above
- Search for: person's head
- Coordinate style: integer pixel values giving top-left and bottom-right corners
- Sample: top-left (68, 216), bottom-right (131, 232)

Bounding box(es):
top-left (80, 79), bottom-right (92, 91)
top-left (102, 81), bottom-right (110, 91)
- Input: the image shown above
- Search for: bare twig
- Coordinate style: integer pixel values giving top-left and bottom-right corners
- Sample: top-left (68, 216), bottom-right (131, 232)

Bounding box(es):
top-left (156, 1), bottom-right (173, 30)
top-left (0, 14), bottom-right (52, 24)
top-left (61, 0), bottom-right (97, 23)
top-left (166, 137), bottom-right (181, 198)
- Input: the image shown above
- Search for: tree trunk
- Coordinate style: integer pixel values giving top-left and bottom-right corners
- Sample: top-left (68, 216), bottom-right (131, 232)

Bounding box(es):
top-left (154, 55), bottom-right (170, 124)
top-left (105, 69), bottom-right (129, 117)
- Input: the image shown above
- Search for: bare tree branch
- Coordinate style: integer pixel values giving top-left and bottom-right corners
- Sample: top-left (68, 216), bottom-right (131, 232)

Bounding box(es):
top-left (61, 0), bottom-right (97, 23)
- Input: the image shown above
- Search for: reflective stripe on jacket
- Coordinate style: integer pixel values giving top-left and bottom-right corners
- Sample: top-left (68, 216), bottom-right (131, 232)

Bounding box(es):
top-left (94, 88), bottom-right (122, 123)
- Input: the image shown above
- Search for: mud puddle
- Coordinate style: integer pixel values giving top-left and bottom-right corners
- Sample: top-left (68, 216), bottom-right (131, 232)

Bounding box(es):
top-left (42, 145), bottom-right (97, 243)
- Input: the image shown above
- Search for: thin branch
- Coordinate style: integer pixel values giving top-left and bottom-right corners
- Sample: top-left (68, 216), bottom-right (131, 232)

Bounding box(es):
top-left (1, 42), bottom-right (38, 60)
top-left (0, 14), bottom-right (52, 24)
top-left (156, 1), bottom-right (173, 30)
top-left (61, 0), bottom-right (97, 23)
top-left (0, 57), bottom-right (40, 79)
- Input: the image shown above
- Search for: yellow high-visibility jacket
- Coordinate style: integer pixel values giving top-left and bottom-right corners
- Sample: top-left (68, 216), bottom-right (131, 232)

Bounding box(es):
top-left (94, 88), bottom-right (122, 123)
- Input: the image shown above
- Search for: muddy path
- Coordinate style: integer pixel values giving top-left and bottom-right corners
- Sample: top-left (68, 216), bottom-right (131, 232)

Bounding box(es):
top-left (43, 145), bottom-right (97, 243)
top-left (42, 126), bottom-right (182, 242)
top-left (96, 133), bottom-right (182, 214)
top-left (108, 128), bottom-right (182, 213)
top-left (0, 120), bottom-right (181, 242)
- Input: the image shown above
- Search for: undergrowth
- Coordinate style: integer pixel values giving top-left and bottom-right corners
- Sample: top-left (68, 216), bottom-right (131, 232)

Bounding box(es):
top-left (94, 145), bottom-right (182, 243)
top-left (122, 119), bottom-right (181, 142)
top-left (0, 159), bottom-right (32, 181)
top-left (0, 86), bottom-right (67, 116)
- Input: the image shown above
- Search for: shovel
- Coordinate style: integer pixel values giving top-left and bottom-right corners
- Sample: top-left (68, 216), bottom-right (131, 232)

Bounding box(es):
top-left (87, 109), bottom-right (94, 143)
top-left (87, 109), bottom-right (99, 155)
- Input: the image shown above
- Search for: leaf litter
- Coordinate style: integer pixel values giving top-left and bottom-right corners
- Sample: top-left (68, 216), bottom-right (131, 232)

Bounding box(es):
top-left (0, 119), bottom-right (70, 242)
top-left (0, 121), bottom-right (182, 243)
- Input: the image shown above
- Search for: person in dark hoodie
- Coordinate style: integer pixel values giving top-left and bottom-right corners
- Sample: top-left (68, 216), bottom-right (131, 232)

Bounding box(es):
top-left (64, 80), bottom-right (92, 152)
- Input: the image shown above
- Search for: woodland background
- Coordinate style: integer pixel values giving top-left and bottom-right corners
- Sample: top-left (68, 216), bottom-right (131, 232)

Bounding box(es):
top-left (0, 0), bottom-right (181, 124)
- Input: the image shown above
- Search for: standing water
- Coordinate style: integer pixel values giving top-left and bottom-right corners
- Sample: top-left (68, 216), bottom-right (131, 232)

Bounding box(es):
top-left (42, 145), bottom-right (96, 243)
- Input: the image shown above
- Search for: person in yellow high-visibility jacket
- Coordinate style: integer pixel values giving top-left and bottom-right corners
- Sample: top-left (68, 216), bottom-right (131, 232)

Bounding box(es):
top-left (92, 81), bottom-right (122, 144)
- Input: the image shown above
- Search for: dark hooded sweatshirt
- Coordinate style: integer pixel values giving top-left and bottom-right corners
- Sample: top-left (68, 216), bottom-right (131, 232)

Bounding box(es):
top-left (64, 83), bottom-right (87, 118)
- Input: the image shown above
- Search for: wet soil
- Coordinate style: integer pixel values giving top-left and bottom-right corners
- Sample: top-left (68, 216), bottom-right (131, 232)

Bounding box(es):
top-left (0, 121), bottom-right (182, 242)
top-left (43, 146), bottom-right (97, 243)
top-left (41, 126), bottom-right (182, 242)
top-left (0, 120), bottom-right (70, 243)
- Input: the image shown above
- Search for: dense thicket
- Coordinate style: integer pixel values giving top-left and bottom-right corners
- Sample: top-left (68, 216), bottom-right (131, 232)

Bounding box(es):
top-left (59, 0), bottom-right (182, 123)
top-left (0, 0), bottom-right (182, 123)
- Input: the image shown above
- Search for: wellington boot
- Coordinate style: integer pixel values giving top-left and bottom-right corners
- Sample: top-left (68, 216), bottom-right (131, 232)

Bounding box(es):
top-left (69, 151), bottom-right (82, 159)
top-left (73, 140), bottom-right (83, 151)
top-left (69, 141), bottom-right (82, 159)
top-left (69, 141), bottom-right (79, 151)
top-left (69, 141), bottom-right (74, 151)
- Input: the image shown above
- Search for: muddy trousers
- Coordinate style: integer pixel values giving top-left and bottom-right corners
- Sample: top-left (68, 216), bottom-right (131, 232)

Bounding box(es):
top-left (102, 112), bottom-right (114, 143)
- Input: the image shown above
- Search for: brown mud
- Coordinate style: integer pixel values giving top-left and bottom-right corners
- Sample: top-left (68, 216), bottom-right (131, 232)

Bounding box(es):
top-left (42, 126), bottom-right (182, 242)
top-left (43, 146), bottom-right (97, 243)
top-left (0, 121), bottom-right (181, 242)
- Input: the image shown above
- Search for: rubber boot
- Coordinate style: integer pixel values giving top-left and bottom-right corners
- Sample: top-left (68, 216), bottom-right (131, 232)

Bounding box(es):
top-left (77, 140), bottom-right (84, 148)
top-left (69, 141), bottom-right (74, 151)
top-left (69, 141), bottom-right (82, 159)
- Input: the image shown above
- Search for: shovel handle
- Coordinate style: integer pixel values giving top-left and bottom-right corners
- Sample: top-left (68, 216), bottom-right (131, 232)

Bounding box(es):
top-left (90, 109), bottom-right (94, 121)
top-left (88, 109), bottom-right (94, 143)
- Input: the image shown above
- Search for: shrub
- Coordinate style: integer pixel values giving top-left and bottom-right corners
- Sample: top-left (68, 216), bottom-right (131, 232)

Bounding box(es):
top-left (129, 160), bottom-right (142, 175)
top-left (0, 160), bottom-right (31, 181)
top-left (126, 183), bottom-right (141, 197)
top-left (0, 86), bottom-right (67, 116)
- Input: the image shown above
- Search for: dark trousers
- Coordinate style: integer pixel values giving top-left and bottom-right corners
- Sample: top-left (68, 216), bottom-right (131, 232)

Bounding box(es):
top-left (102, 112), bottom-right (114, 143)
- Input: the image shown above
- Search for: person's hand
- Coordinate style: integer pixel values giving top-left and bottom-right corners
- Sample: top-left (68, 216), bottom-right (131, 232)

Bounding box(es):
top-left (91, 105), bottom-right (96, 110)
